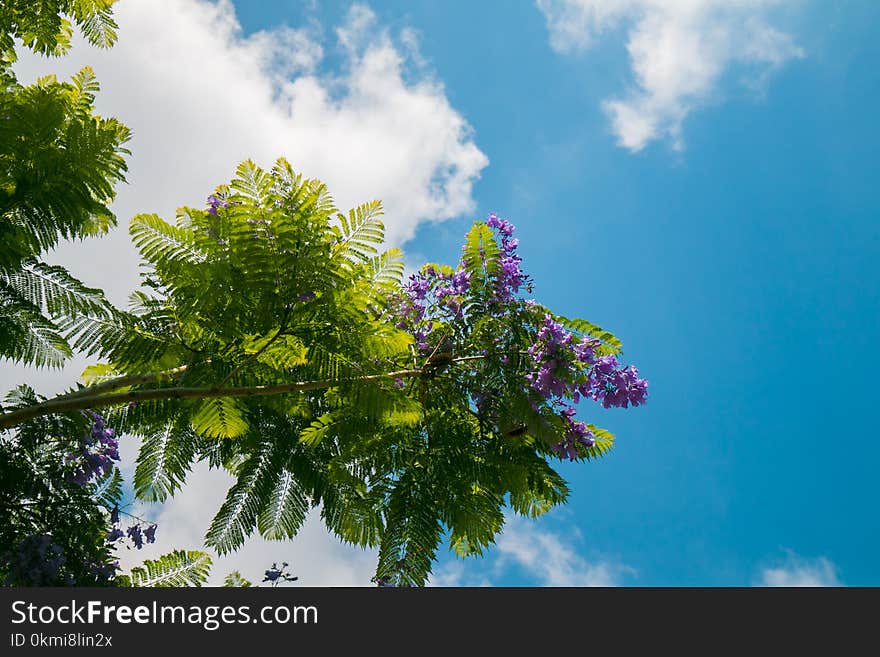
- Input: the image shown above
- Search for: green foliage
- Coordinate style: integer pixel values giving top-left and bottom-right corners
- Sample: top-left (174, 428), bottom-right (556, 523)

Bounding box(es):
top-left (133, 420), bottom-right (197, 503)
top-left (0, 67), bottom-right (130, 272)
top-left (557, 314), bottom-right (623, 355)
top-left (0, 258), bottom-right (114, 367)
top-left (0, 386), bottom-right (120, 585)
top-left (223, 570), bottom-right (252, 587)
top-left (0, 0), bottom-right (118, 65)
top-left (1, 155), bottom-right (640, 588)
top-left (257, 468), bottom-right (309, 541)
top-left (582, 424), bottom-right (615, 461)
top-left (0, 1), bottom-right (129, 369)
top-left (462, 221), bottom-right (501, 278)
top-left (190, 397), bottom-right (249, 439)
top-left (65, 159), bottom-right (410, 444)
top-left (128, 550), bottom-right (212, 587)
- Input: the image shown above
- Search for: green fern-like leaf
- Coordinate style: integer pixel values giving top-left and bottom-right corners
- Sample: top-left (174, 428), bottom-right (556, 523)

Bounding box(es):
top-left (74, 4), bottom-right (118, 50)
top-left (230, 159), bottom-right (273, 205)
top-left (557, 315), bottom-right (623, 354)
top-left (376, 476), bottom-right (443, 587)
top-left (448, 485), bottom-right (505, 557)
top-left (80, 362), bottom-right (121, 386)
top-left (129, 550), bottom-right (212, 587)
top-left (190, 397), bottom-right (249, 439)
top-left (299, 413), bottom-right (337, 447)
top-left (223, 571), bottom-right (252, 587)
top-left (205, 439), bottom-right (280, 554)
top-left (257, 468), bottom-right (309, 540)
top-left (5, 259), bottom-right (112, 319)
top-left (333, 201), bottom-right (384, 264)
top-left (134, 422), bottom-right (196, 502)
top-left (93, 467), bottom-right (123, 508)
top-left (462, 222), bottom-right (501, 277)
top-left (130, 213), bottom-right (206, 268)
top-left (366, 248), bottom-right (405, 289)
top-left (2, 306), bottom-right (72, 368)
top-left (507, 457), bottom-right (569, 518)
top-left (582, 424), bottom-right (615, 461)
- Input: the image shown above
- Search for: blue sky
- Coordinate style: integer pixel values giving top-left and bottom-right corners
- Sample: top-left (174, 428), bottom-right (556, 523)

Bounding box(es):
top-left (9, 0), bottom-right (878, 586)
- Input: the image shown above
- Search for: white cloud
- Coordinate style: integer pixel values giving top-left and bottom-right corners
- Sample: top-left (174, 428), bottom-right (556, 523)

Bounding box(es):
top-left (6, 0), bottom-right (487, 585)
top-left (429, 513), bottom-right (637, 587)
top-left (493, 516), bottom-right (632, 586)
top-left (428, 561), bottom-right (493, 588)
top-left (536, 0), bottom-right (804, 151)
top-left (426, 516), bottom-right (631, 587)
top-left (757, 552), bottom-right (842, 587)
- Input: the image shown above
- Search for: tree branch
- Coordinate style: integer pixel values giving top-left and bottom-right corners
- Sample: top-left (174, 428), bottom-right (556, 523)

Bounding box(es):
top-left (0, 353), bottom-right (504, 431)
top-left (1, 363), bottom-right (449, 430)
top-left (54, 366), bottom-right (190, 401)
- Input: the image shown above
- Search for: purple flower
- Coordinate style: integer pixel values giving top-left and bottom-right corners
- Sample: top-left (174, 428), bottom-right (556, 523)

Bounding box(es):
top-left (451, 269), bottom-right (471, 294)
top-left (144, 524), bottom-right (157, 544)
top-left (588, 359), bottom-right (649, 408)
top-left (207, 194), bottom-right (232, 215)
top-left (525, 315), bottom-right (578, 399)
top-left (127, 525), bottom-right (144, 550)
top-left (486, 212), bottom-right (515, 237)
top-left (66, 412), bottom-right (121, 485)
top-left (105, 527), bottom-right (124, 542)
top-left (262, 562), bottom-right (297, 585)
top-left (552, 411), bottom-right (595, 461)
top-left (574, 336), bottom-right (599, 364)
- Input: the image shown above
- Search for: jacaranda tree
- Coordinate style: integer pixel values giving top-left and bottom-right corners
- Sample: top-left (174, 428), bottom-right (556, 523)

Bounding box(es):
top-left (0, 0), bottom-right (648, 587)
top-left (1, 158), bottom-right (648, 586)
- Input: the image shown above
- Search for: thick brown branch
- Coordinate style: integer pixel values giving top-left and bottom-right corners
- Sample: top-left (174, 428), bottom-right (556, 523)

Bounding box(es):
top-left (0, 353), bottom-right (499, 431)
top-left (0, 367), bottom-right (421, 430)
top-left (54, 366), bottom-right (190, 400)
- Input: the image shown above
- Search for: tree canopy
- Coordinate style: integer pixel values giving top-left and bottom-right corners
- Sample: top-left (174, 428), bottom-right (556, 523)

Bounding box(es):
top-left (0, 0), bottom-right (648, 587)
top-left (0, 0), bottom-right (129, 369)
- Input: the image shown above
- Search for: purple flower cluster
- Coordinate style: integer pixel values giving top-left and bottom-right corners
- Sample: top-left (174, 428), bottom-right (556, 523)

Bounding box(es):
top-left (2, 534), bottom-right (68, 585)
top-left (206, 194), bottom-right (233, 215)
top-left (105, 505), bottom-right (157, 550)
top-left (263, 562), bottom-right (298, 586)
top-left (385, 210), bottom-right (648, 463)
top-left (486, 213), bottom-right (527, 302)
top-left (551, 405), bottom-right (596, 460)
top-left (587, 356), bottom-right (649, 409)
top-left (85, 559), bottom-right (120, 583)
top-left (106, 522), bottom-right (156, 550)
top-left (523, 315), bottom-right (648, 458)
top-left (434, 268), bottom-right (471, 316)
top-left (525, 315), bottom-right (594, 398)
top-left (394, 263), bottom-right (470, 352)
top-left (1, 535), bottom-right (120, 586)
top-left (526, 315), bottom-right (648, 410)
top-left (398, 274), bottom-right (427, 323)
top-left (66, 411), bottom-right (120, 486)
